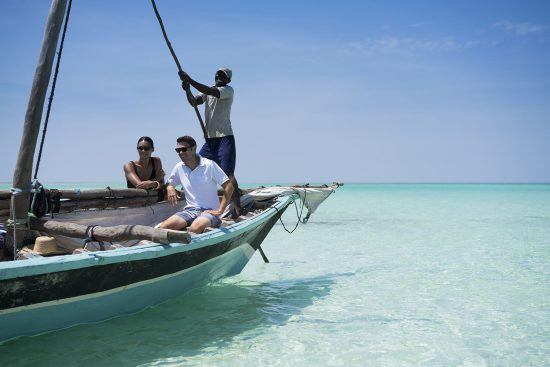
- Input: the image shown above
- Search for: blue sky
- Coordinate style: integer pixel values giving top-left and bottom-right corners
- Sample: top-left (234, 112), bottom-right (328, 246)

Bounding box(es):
top-left (1, 0), bottom-right (549, 183)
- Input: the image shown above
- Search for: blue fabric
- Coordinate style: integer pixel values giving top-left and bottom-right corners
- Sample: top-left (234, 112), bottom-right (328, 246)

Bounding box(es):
top-left (175, 207), bottom-right (222, 228)
top-left (200, 212), bottom-right (222, 228)
top-left (199, 135), bottom-right (236, 176)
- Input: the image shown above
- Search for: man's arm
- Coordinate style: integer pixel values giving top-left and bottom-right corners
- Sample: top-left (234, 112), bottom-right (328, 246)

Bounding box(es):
top-left (205, 180), bottom-right (234, 217)
top-left (182, 81), bottom-right (204, 106)
top-left (179, 71), bottom-right (221, 98)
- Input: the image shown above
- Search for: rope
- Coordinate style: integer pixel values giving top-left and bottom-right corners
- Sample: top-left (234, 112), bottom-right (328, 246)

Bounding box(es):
top-left (74, 188), bottom-right (81, 210)
top-left (33, 0), bottom-right (73, 179)
top-left (82, 225), bottom-right (107, 251)
top-left (149, 0), bottom-right (208, 140)
top-left (274, 186), bottom-right (308, 234)
top-left (29, 179), bottom-right (46, 217)
top-left (9, 187), bottom-right (32, 260)
top-left (106, 186), bottom-right (115, 208)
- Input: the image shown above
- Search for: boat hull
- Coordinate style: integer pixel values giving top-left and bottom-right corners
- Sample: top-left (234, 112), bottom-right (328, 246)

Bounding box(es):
top-left (0, 196), bottom-right (293, 342)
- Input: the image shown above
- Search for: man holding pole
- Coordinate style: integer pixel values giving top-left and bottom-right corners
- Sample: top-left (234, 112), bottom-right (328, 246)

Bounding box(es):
top-left (179, 68), bottom-right (241, 217)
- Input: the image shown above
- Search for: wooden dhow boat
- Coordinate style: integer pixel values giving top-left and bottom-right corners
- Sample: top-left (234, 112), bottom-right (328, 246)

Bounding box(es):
top-left (0, 185), bottom-right (340, 343)
top-left (0, 0), bottom-right (341, 342)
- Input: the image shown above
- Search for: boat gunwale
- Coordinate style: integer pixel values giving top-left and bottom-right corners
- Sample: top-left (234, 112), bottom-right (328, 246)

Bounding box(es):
top-left (0, 194), bottom-right (297, 279)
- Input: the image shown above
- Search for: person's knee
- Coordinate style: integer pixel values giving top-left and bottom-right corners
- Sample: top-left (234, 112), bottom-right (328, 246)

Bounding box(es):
top-left (188, 223), bottom-right (206, 233)
top-left (188, 218), bottom-right (210, 233)
top-left (160, 216), bottom-right (187, 230)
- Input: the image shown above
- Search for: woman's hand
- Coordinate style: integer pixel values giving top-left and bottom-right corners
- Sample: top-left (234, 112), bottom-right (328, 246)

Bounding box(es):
top-left (136, 181), bottom-right (157, 189)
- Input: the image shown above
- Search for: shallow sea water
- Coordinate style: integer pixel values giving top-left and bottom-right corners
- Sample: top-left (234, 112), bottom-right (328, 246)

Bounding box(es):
top-left (0, 183), bottom-right (549, 366)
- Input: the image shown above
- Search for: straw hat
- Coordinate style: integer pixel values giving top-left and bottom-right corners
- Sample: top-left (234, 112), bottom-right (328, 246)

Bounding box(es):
top-left (27, 236), bottom-right (66, 256)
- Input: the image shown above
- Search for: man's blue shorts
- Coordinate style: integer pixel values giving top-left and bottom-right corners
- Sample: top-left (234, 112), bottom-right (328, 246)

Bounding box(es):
top-left (199, 135), bottom-right (236, 176)
top-left (175, 207), bottom-right (222, 228)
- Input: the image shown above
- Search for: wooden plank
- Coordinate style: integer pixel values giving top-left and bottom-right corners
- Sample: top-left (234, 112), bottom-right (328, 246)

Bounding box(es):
top-left (57, 188), bottom-right (159, 200)
top-left (56, 196), bottom-right (159, 211)
top-left (1, 188), bottom-right (158, 200)
top-left (0, 197), bottom-right (161, 221)
top-left (0, 188), bottom-right (159, 209)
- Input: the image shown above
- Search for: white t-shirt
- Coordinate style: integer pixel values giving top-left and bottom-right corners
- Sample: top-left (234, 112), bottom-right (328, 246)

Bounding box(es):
top-left (198, 85), bottom-right (234, 138)
top-left (167, 156), bottom-right (229, 210)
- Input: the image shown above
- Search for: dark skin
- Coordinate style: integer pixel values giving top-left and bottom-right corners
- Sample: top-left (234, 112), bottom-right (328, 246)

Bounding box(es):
top-left (178, 70), bottom-right (242, 217)
top-left (179, 70), bottom-right (229, 106)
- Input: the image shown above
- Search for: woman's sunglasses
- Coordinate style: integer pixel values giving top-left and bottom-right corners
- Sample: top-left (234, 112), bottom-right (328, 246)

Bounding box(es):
top-left (137, 146), bottom-right (151, 151)
top-left (175, 146), bottom-right (192, 153)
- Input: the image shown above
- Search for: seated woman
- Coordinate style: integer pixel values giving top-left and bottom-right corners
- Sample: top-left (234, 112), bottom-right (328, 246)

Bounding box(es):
top-left (124, 136), bottom-right (165, 200)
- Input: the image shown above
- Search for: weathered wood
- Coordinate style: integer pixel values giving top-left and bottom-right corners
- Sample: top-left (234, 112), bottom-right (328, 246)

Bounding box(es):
top-left (0, 188), bottom-right (160, 210)
top-left (57, 188), bottom-right (159, 200)
top-left (56, 196), bottom-right (159, 211)
top-left (1, 188), bottom-right (158, 200)
top-left (0, 209), bottom-right (10, 221)
top-left (29, 217), bottom-right (191, 244)
top-left (0, 198), bottom-right (160, 222)
top-left (9, 0), bottom-right (68, 253)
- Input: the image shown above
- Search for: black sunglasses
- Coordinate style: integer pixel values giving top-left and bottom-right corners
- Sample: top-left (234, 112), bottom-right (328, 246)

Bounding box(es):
top-left (137, 146), bottom-right (151, 151)
top-left (175, 146), bottom-right (193, 153)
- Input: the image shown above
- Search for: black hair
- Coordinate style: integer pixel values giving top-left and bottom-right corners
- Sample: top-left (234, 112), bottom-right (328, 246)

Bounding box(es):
top-left (176, 135), bottom-right (196, 147)
top-left (137, 136), bottom-right (154, 148)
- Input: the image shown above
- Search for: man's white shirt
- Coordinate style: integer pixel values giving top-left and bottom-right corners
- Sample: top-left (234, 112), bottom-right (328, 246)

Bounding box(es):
top-left (167, 156), bottom-right (229, 210)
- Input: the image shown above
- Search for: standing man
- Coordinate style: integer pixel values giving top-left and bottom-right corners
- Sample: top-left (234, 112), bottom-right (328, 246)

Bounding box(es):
top-left (179, 68), bottom-right (241, 217)
top-left (159, 136), bottom-right (233, 234)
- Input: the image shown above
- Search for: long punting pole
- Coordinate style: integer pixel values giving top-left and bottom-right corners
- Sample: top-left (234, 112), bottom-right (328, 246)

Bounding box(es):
top-left (9, 0), bottom-right (68, 253)
top-left (149, 0), bottom-right (208, 140)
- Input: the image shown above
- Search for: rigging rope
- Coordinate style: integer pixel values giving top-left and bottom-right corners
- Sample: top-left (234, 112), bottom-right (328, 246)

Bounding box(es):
top-left (149, 0), bottom-right (208, 140)
top-left (274, 187), bottom-right (308, 234)
top-left (34, 0), bottom-right (73, 179)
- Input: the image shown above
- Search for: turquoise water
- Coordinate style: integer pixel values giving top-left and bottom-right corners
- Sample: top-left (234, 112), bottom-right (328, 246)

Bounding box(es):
top-left (1, 184), bottom-right (549, 366)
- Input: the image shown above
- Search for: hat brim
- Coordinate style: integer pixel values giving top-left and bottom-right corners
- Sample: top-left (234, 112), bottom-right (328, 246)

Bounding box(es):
top-left (21, 247), bottom-right (68, 257)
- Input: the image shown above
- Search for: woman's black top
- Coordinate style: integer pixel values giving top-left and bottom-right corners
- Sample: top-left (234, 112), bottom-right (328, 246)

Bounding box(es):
top-left (126, 158), bottom-right (165, 201)
top-left (126, 159), bottom-right (157, 188)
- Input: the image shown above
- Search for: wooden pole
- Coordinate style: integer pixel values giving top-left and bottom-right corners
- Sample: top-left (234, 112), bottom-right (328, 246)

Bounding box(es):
top-left (149, 0), bottom-right (208, 140)
top-left (8, 0), bottom-right (68, 254)
top-left (0, 188), bottom-right (160, 202)
top-left (30, 217), bottom-right (191, 244)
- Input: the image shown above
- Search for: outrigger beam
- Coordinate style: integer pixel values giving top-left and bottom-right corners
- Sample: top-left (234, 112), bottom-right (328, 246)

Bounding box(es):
top-left (9, 0), bottom-right (68, 253)
top-left (30, 218), bottom-right (191, 245)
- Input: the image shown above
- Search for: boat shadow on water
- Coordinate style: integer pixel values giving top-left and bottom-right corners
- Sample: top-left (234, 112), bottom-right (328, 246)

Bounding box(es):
top-left (0, 273), bottom-right (345, 366)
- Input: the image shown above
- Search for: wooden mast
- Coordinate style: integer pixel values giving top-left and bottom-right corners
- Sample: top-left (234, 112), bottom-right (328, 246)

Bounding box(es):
top-left (8, 0), bottom-right (68, 253)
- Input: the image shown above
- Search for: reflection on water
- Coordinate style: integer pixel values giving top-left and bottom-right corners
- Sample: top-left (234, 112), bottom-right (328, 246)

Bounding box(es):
top-left (0, 274), bottom-right (341, 367)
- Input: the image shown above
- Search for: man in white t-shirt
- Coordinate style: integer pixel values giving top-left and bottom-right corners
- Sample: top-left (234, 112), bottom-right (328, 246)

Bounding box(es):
top-left (179, 68), bottom-right (241, 217)
top-left (159, 135), bottom-right (234, 234)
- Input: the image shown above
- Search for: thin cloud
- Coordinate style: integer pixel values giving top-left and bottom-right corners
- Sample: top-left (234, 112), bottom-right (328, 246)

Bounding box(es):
top-left (342, 36), bottom-right (483, 56)
top-left (493, 21), bottom-right (548, 35)
top-left (408, 22), bottom-right (434, 28)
